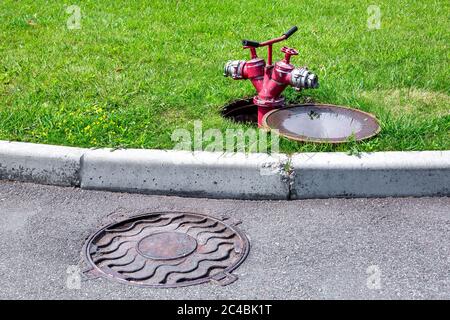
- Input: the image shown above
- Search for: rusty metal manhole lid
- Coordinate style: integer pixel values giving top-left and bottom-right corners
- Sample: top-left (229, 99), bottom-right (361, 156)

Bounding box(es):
top-left (83, 212), bottom-right (250, 288)
top-left (262, 104), bottom-right (380, 143)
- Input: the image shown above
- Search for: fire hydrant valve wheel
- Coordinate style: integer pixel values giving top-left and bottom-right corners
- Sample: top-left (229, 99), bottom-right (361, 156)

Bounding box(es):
top-left (281, 46), bottom-right (298, 56)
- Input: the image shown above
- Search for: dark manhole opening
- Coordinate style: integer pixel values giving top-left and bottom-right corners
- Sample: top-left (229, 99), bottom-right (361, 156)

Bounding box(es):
top-left (83, 212), bottom-right (250, 288)
top-left (221, 98), bottom-right (257, 124)
top-left (222, 98), bottom-right (380, 143)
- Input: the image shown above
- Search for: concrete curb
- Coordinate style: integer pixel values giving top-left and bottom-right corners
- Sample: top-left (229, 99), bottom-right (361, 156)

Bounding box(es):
top-left (0, 141), bottom-right (84, 187)
top-left (291, 151), bottom-right (450, 199)
top-left (0, 140), bottom-right (449, 199)
top-left (80, 149), bottom-right (290, 199)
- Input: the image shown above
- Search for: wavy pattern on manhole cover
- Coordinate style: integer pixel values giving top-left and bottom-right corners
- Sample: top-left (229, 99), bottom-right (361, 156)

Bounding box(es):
top-left (83, 212), bottom-right (250, 288)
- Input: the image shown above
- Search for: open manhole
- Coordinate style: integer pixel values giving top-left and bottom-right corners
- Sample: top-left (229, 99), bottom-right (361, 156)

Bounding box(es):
top-left (83, 212), bottom-right (250, 288)
top-left (221, 98), bottom-right (257, 124)
top-left (222, 99), bottom-right (380, 143)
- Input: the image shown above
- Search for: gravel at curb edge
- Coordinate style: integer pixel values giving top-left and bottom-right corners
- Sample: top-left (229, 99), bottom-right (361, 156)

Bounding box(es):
top-left (0, 140), bottom-right (449, 199)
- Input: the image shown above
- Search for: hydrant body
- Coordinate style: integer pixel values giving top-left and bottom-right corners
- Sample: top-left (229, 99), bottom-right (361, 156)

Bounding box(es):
top-left (224, 26), bottom-right (319, 126)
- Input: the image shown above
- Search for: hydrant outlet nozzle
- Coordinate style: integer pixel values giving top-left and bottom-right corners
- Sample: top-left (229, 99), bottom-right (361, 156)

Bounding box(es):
top-left (291, 67), bottom-right (319, 90)
top-left (224, 60), bottom-right (246, 79)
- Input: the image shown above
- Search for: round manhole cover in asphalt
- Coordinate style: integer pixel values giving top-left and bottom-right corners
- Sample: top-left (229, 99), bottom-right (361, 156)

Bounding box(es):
top-left (83, 212), bottom-right (250, 288)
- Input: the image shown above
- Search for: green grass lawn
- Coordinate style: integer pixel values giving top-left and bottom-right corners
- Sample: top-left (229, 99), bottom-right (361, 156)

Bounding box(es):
top-left (0, 0), bottom-right (449, 153)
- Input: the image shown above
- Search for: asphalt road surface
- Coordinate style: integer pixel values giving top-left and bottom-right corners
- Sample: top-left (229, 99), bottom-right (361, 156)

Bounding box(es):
top-left (0, 181), bottom-right (448, 299)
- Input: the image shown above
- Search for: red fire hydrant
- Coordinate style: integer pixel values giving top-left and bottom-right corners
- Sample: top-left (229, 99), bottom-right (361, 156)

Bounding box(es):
top-left (224, 26), bottom-right (319, 126)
